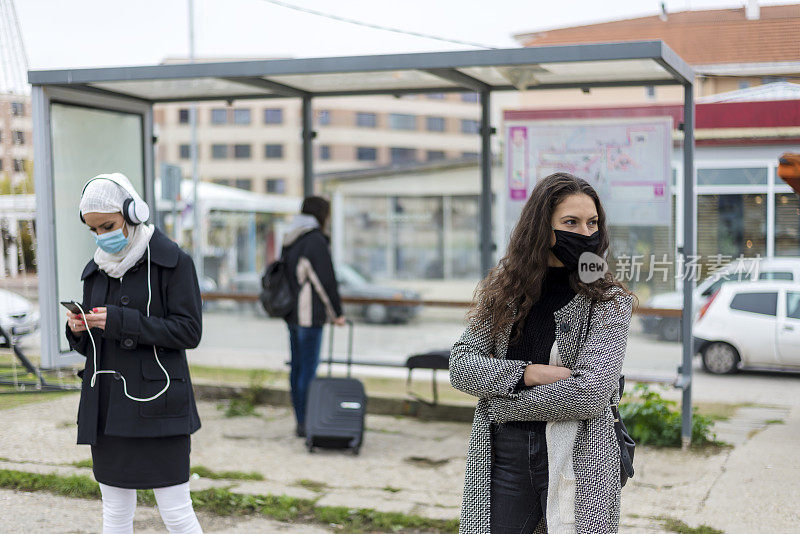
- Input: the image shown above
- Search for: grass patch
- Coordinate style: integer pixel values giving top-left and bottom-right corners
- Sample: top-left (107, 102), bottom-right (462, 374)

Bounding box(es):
top-left (295, 479), bottom-right (328, 493)
top-left (693, 402), bottom-right (749, 422)
top-left (190, 363), bottom-right (474, 406)
top-left (765, 419), bottom-right (785, 425)
top-left (0, 468), bottom-right (458, 533)
top-left (657, 516), bottom-right (724, 534)
top-left (71, 459), bottom-right (93, 469)
top-left (0, 387), bottom-right (77, 410)
top-left (191, 465), bottom-right (264, 481)
top-left (382, 486), bottom-right (401, 493)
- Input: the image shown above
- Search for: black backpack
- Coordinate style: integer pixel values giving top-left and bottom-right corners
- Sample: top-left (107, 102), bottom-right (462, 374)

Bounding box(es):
top-left (259, 247), bottom-right (295, 318)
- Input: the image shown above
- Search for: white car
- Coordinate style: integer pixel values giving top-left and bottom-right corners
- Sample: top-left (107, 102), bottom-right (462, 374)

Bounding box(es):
top-left (693, 281), bottom-right (800, 374)
top-left (643, 257), bottom-right (800, 341)
top-left (0, 288), bottom-right (39, 344)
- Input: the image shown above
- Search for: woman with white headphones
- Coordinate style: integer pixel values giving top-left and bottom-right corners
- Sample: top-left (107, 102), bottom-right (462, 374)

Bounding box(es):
top-left (65, 173), bottom-right (204, 533)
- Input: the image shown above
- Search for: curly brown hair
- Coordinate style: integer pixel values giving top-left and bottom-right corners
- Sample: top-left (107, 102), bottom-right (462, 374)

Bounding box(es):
top-left (468, 172), bottom-right (637, 343)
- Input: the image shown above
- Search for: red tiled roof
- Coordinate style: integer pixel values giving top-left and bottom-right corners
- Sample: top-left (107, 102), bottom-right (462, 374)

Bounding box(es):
top-left (517, 4), bottom-right (800, 65)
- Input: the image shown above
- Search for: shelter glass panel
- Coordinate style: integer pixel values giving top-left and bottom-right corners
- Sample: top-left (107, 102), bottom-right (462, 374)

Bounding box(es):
top-left (343, 196), bottom-right (390, 278)
top-left (50, 102), bottom-right (144, 352)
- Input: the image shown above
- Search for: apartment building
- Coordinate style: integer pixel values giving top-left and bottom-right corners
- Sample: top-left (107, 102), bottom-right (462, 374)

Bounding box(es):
top-left (154, 77), bottom-right (483, 197)
top-left (0, 92), bottom-right (33, 190)
top-left (512, 2), bottom-right (800, 107)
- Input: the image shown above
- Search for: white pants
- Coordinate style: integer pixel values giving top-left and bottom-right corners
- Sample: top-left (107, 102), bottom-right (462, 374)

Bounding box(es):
top-left (99, 482), bottom-right (202, 534)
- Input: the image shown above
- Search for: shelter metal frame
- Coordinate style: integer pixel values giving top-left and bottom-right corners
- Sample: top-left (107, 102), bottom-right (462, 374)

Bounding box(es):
top-left (29, 40), bottom-right (696, 445)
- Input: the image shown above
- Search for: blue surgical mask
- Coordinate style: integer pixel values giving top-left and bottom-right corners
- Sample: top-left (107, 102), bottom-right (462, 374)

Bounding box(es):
top-left (95, 227), bottom-right (129, 254)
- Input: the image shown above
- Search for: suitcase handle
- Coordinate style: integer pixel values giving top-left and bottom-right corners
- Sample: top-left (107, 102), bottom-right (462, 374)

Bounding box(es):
top-left (327, 319), bottom-right (355, 378)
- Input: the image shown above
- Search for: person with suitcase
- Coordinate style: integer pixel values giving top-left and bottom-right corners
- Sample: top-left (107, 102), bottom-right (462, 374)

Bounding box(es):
top-left (281, 196), bottom-right (346, 437)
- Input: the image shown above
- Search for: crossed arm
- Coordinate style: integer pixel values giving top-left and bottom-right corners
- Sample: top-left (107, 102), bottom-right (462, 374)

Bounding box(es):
top-left (449, 293), bottom-right (634, 422)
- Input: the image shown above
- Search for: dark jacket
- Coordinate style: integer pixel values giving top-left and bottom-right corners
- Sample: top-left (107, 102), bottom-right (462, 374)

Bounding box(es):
top-left (66, 227), bottom-right (202, 445)
top-left (282, 215), bottom-right (343, 328)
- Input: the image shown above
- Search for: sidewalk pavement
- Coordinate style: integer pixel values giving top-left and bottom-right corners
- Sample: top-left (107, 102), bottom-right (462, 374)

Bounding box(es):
top-left (1, 393), bottom-right (798, 533)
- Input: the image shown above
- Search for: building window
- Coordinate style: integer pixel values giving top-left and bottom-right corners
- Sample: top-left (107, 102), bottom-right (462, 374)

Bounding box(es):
top-left (762, 76), bottom-right (787, 84)
top-left (356, 112), bottom-right (377, 128)
top-left (775, 193), bottom-right (800, 257)
top-left (390, 147), bottom-right (416, 164)
top-left (645, 85), bottom-right (656, 99)
top-left (356, 147), bottom-right (377, 161)
top-left (461, 119), bottom-right (479, 134)
top-left (426, 150), bottom-right (445, 161)
top-left (427, 93), bottom-right (445, 100)
top-left (234, 178), bottom-right (252, 191)
top-left (426, 117), bottom-right (446, 132)
top-left (211, 144), bottom-right (228, 159)
top-left (266, 178), bottom-right (286, 194)
top-left (264, 144), bottom-right (284, 159)
top-left (212, 178), bottom-right (230, 187)
top-left (211, 108), bottom-right (228, 124)
top-left (461, 92), bottom-right (479, 103)
top-left (0, 159), bottom-right (3, 171)
top-left (319, 145), bottom-right (331, 160)
top-left (317, 110), bottom-right (330, 126)
top-left (738, 80), bottom-right (751, 90)
top-left (233, 109), bottom-right (251, 125)
top-left (13, 159), bottom-right (25, 172)
top-left (697, 193), bottom-right (767, 264)
top-left (10, 102), bottom-right (24, 116)
top-left (264, 108), bottom-right (283, 124)
top-left (179, 144), bottom-right (191, 159)
top-left (178, 109), bottom-right (190, 124)
top-left (12, 131), bottom-right (25, 145)
top-left (233, 144), bottom-right (252, 159)
top-left (462, 151), bottom-right (479, 159)
top-left (698, 167), bottom-right (768, 186)
top-left (389, 113), bottom-right (416, 131)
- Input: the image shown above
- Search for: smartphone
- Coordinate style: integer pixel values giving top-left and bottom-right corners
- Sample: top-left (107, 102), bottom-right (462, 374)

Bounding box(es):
top-left (61, 301), bottom-right (91, 315)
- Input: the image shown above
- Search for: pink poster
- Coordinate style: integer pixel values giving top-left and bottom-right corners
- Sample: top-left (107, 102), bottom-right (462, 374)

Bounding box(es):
top-left (508, 126), bottom-right (528, 200)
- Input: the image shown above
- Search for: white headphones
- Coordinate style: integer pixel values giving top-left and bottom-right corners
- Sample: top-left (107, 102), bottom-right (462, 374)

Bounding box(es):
top-left (79, 173), bottom-right (150, 226)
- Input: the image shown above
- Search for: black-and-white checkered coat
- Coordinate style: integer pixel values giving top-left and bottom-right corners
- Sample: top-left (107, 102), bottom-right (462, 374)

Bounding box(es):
top-left (450, 288), bottom-right (634, 533)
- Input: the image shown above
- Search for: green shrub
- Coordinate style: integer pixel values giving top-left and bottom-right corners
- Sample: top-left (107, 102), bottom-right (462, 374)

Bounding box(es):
top-left (619, 383), bottom-right (718, 447)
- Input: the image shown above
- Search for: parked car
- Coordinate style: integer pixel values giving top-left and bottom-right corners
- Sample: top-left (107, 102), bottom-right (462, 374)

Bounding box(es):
top-left (336, 265), bottom-right (422, 324)
top-left (642, 257), bottom-right (800, 341)
top-left (693, 281), bottom-right (800, 374)
top-left (0, 288), bottom-right (39, 344)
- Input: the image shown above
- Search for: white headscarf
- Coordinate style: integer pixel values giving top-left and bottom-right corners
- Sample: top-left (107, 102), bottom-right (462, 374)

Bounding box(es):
top-left (80, 174), bottom-right (155, 279)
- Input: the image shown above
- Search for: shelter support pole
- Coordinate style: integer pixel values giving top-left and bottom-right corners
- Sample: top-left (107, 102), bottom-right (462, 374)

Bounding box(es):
top-left (680, 83), bottom-right (695, 449)
top-left (479, 90), bottom-right (494, 275)
top-left (302, 96), bottom-right (314, 198)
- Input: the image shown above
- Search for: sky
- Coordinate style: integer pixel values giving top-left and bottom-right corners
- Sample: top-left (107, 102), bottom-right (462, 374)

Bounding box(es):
top-left (13, 0), bottom-right (799, 71)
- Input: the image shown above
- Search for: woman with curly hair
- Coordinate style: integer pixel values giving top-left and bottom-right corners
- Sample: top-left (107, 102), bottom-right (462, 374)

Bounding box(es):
top-left (450, 172), bottom-right (637, 533)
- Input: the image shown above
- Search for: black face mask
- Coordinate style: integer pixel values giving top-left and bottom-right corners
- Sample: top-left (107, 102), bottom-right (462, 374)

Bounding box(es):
top-left (550, 229), bottom-right (601, 271)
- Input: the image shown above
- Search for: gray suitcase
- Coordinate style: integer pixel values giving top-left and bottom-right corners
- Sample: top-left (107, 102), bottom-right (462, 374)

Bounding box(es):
top-left (305, 320), bottom-right (366, 454)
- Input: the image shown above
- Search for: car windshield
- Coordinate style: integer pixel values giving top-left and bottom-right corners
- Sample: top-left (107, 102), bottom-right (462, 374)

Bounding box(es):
top-left (337, 265), bottom-right (371, 286)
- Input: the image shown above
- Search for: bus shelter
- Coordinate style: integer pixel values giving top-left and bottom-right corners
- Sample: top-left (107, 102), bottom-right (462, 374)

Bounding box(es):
top-left (28, 41), bottom-right (697, 444)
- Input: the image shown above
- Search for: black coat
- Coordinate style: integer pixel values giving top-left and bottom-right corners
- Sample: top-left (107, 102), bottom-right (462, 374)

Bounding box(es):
top-left (66, 227), bottom-right (202, 445)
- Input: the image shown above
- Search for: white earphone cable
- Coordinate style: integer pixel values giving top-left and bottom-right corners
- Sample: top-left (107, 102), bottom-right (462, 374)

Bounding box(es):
top-left (80, 236), bottom-right (170, 402)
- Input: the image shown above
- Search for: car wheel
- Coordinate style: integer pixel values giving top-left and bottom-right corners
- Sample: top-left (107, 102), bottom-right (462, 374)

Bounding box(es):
top-left (658, 318), bottom-right (681, 342)
top-left (365, 304), bottom-right (388, 324)
top-left (701, 342), bottom-right (740, 374)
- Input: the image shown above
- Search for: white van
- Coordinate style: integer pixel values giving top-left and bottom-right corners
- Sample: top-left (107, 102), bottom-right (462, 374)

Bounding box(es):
top-left (642, 257), bottom-right (800, 341)
top-left (693, 281), bottom-right (800, 374)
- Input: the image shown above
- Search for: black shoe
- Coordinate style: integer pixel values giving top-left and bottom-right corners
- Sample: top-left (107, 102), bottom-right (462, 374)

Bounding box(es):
top-left (296, 425), bottom-right (306, 438)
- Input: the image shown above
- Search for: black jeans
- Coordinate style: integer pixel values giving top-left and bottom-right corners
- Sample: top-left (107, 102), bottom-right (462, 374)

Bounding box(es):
top-left (490, 422), bottom-right (549, 534)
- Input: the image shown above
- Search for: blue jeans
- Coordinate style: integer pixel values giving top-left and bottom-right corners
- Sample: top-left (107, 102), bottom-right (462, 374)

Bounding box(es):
top-left (287, 324), bottom-right (324, 427)
top-left (490, 422), bottom-right (549, 534)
